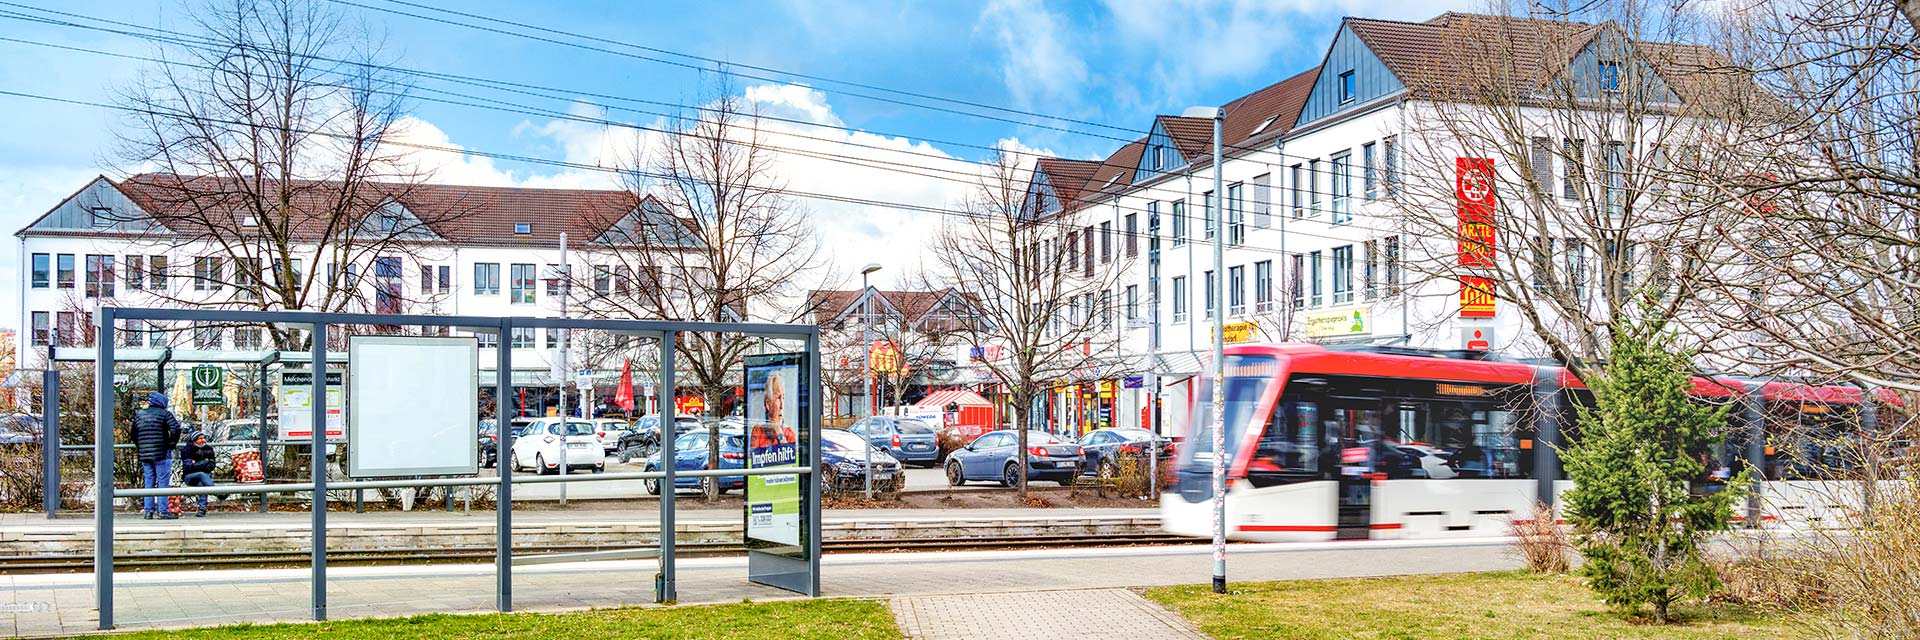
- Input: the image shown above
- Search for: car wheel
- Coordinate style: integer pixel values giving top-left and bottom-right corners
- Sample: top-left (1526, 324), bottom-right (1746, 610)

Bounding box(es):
top-left (644, 476), bottom-right (661, 495)
top-left (1058, 473), bottom-right (1078, 487)
top-left (617, 449), bottom-right (632, 464)
top-left (820, 464), bottom-right (840, 493)
top-left (1002, 462), bottom-right (1020, 488)
top-left (536, 454), bottom-right (550, 476)
top-left (594, 464), bottom-right (605, 474)
top-left (946, 462), bottom-right (965, 487)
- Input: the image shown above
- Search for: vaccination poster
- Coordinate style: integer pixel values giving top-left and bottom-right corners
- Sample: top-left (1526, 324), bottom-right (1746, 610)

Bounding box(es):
top-left (745, 353), bottom-right (802, 548)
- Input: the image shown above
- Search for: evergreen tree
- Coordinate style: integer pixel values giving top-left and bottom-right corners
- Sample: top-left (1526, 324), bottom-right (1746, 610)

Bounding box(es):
top-left (1560, 319), bottom-right (1743, 623)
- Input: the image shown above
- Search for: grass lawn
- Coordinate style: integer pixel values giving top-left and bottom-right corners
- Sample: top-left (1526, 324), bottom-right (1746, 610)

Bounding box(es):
top-left (112, 598), bottom-right (902, 639)
top-left (1145, 571), bottom-right (1792, 640)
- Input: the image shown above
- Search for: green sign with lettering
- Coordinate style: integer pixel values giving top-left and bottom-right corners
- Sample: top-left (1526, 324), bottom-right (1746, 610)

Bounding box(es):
top-left (190, 365), bottom-right (225, 406)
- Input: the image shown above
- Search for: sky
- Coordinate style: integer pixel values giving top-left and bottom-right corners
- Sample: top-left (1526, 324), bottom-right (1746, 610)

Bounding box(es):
top-left (0, 0), bottom-right (1472, 314)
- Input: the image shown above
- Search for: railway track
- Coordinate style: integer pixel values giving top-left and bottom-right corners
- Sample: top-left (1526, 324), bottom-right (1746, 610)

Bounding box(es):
top-left (0, 532), bottom-right (1201, 573)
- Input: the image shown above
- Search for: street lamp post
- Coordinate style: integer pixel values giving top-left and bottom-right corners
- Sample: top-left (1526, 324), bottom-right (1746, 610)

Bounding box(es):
top-left (859, 263), bottom-right (882, 500)
top-left (1185, 104), bottom-right (1228, 594)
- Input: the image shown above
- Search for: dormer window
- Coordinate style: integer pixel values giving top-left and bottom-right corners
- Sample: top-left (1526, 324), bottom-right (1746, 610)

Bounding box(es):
top-left (1598, 61), bottom-right (1622, 93)
top-left (375, 211), bottom-right (400, 233)
top-left (242, 216), bottom-right (259, 228)
top-left (1339, 71), bottom-right (1356, 103)
top-left (90, 206), bottom-right (113, 228)
top-left (513, 222), bottom-right (531, 235)
top-left (1151, 144), bottom-right (1165, 170)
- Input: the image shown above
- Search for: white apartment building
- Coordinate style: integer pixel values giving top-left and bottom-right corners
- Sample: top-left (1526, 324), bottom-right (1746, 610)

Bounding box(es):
top-left (1020, 12), bottom-right (1730, 434)
top-left (14, 173), bottom-right (707, 411)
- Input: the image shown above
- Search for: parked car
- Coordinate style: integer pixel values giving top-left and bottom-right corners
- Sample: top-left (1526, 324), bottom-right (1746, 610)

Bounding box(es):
top-left (589, 418), bottom-right (633, 454)
top-left (479, 419), bottom-right (540, 468)
top-left (819, 429), bottom-right (901, 492)
top-left (1077, 427), bottom-right (1174, 479)
top-left (945, 430), bottom-right (1082, 487)
top-left (615, 415), bottom-right (701, 462)
top-left (509, 419), bottom-right (605, 475)
top-left (847, 416), bottom-right (941, 467)
top-left (642, 428), bottom-right (746, 494)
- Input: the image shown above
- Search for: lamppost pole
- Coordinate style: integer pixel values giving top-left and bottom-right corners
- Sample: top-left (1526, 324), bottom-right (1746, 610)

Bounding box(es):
top-left (1186, 104), bottom-right (1228, 594)
top-left (860, 263), bottom-right (882, 500)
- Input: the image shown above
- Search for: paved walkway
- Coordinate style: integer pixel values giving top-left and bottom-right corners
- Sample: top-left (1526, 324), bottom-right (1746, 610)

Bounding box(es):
top-left (893, 589), bottom-right (1207, 640)
top-left (0, 537), bottom-right (1517, 637)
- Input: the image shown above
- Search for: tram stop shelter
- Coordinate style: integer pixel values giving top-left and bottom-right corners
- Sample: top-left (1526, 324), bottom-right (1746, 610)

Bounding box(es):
top-left (69, 307), bottom-right (823, 630)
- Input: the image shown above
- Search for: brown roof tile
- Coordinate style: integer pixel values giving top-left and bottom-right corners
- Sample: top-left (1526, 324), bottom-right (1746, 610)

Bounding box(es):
top-left (1033, 158), bottom-right (1103, 204)
top-left (1157, 116), bottom-right (1216, 161)
top-left (1222, 67), bottom-right (1320, 144)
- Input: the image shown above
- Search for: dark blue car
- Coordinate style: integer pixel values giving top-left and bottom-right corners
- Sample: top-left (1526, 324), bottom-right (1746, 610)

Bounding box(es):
top-left (847, 416), bottom-right (942, 466)
top-left (643, 429), bottom-right (746, 494)
top-left (820, 429), bottom-right (902, 492)
top-left (945, 430), bottom-right (1082, 487)
top-left (1078, 427), bottom-right (1174, 480)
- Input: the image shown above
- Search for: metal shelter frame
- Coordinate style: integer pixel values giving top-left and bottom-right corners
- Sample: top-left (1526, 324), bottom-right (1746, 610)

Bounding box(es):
top-left (84, 307), bottom-right (823, 630)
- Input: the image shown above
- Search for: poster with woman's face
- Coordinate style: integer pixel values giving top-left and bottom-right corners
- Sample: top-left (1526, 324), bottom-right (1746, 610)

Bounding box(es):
top-left (745, 354), bottom-right (802, 548)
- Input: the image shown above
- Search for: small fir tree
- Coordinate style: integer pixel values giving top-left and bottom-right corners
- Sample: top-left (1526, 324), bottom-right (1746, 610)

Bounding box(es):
top-left (1560, 319), bottom-right (1743, 624)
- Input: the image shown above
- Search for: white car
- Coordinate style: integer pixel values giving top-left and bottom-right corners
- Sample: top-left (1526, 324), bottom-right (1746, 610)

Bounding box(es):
top-left (589, 418), bottom-right (633, 453)
top-left (509, 419), bottom-right (605, 475)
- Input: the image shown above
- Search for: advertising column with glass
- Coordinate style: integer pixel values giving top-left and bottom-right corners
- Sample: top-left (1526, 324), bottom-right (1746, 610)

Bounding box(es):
top-left (743, 352), bottom-right (816, 594)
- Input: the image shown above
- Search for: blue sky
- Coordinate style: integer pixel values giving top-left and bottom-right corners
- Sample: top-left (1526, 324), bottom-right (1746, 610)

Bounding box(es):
top-left (0, 0), bottom-right (1466, 300)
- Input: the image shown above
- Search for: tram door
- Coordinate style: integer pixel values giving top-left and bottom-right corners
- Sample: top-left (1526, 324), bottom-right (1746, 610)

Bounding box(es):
top-left (1330, 404), bottom-right (1386, 540)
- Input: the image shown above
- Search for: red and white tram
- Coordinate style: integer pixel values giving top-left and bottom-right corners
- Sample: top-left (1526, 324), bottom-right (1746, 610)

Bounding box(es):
top-left (1160, 343), bottom-right (1889, 542)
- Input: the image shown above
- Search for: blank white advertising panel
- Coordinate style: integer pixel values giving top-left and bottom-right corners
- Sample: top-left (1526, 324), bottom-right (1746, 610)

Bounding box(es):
top-left (347, 335), bottom-right (479, 477)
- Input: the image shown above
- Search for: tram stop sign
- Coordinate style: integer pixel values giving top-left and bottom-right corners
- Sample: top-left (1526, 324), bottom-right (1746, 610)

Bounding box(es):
top-left (189, 365), bottom-right (225, 406)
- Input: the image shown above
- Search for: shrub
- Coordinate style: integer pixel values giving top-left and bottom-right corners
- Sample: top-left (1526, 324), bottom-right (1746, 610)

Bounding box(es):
top-left (1508, 501), bottom-right (1570, 573)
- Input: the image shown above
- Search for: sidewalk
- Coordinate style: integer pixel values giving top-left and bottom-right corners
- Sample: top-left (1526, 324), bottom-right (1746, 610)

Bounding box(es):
top-left (0, 536), bottom-right (1518, 637)
top-left (893, 589), bottom-right (1207, 640)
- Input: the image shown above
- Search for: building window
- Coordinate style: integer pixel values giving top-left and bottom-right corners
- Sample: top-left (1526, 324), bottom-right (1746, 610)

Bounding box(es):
top-left (595, 265), bottom-right (612, 295)
top-left (1204, 270), bottom-right (1216, 320)
top-left (1251, 174), bottom-right (1271, 228)
top-left (1099, 289), bottom-right (1112, 330)
top-left (1171, 200), bottom-right (1186, 247)
top-left (510, 327), bottom-right (534, 349)
top-left (149, 255), bottom-right (168, 290)
top-left (1530, 137), bottom-right (1554, 197)
top-left (55, 311), bottom-right (75, 347)
top-left (616, 266), bottom-right (633, 296)
top-left (513, 222), bottom-right (531, 235)
top-left (272, 259), bottom-right (301, 293)
top-left (1339, 70), bottom-right (1355, 103)
top-left (1228, 265), bottom-right (1246, 316)
top-left (1605, 141), bottom-right (1628, 216)
top-left (420, 265), bottom-right (433, 293)
top-left (374, 257), bottom-right (403, 314)
top-left (31, 253), bottom-right (48, 288)
top-left (56, 254), bottom-right (74, 289)
top-left (1125, 284), bottom-right (1139, 321)
top-left (1309, 250), bottom-right (1323, 307)
top-left (1331, 152), bottom-right (1352, 224)
top-left (121, 320), bottom-right (145, 348)
top-left (1203, 191), bottom-right (1216, 240)
top-left (1362, 143), bottom-right (1378, 199)
top-left (1290, 254), bottom-right (1305, 309)
top-left (510, 263), bottom-right (537, 304)
top-left (1566, 238), bottom-right (1589, 298)
top-left (545, 328), bottom-right (561, 349)
top-left (193, 322), bottom-right (223, 349)
top-left (1255, 260), bottom-right (1273, 312)
top-left (438, 265), bottom-right (451, 294)
top-left (474, 263), bottom-right (500, 296)
top-left (30, 312), bottom-right (49, 347)
top-left (124, 256), bottom-right (144, 292)
top-left (1332, 245), bottom-right (1354, 304)
top-left (1151, 143), bottom-right (1165, 170)
top-left (1364, 240), bottom-right (1378, 301)
top-left (476, 331), bottom-right (498, 349)
top-left (1564, 139), bottom-right (1586, 201)
top-left (1100, 221), bottom-right (1113, 263)
top-left (1290, 164), bottom-right (1304, 218)
top-left (1146, 201), bottom-right (1161, 256)
top-left (1309, 159), bottom-right (1322, 215)
top-left (1124, 212), bottom-right (1138, 258)
top-left (1083, 227), bottom-right (1095, 277)
top-left (85, 255), bottom-right (114, 298)
top-left (1227, 183), bottom-right (1245, 246)
top-left (1598, 61), bottom-right (1622, 93)
top-left (1172, 276), bottom-right (1188, 324)
top-left (194, 256), bottom-right (223, 291)
top-left (233, 326), bottom-right (264, 350)
top-left (1385, 235), bottom-right (1402, 295)
top-left (1384, 136), bottom-right (1399, 198)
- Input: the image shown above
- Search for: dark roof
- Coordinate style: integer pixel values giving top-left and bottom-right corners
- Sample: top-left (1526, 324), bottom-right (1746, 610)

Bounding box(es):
top-left (1222, 66), bottom-right (1320, 144)
top-left (1032, 158), bottom-right (1103, 205)
top-left (1081, 138), bottom-right (1147, 200)
top-left (102, 173), bottom-right (672, 248)
top-left (1156, 116), bottom-right (1216, 161)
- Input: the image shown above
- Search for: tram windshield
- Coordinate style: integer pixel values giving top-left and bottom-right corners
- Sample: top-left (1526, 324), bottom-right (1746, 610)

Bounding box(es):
top-left (1179, 355), bottom-right (1277, 471)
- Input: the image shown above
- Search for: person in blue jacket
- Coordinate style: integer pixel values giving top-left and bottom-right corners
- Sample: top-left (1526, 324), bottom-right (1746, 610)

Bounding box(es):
top-left (130, 392), bottom-right (182, 519)
top-left (178, 430), bottom-right (217, 517)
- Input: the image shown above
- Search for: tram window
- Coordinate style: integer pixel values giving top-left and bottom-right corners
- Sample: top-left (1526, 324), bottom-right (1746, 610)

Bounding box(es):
top-left (1247, 401), bottom-right (1330, 487)
top-left (1765, 403), bottom-right (1862, 480)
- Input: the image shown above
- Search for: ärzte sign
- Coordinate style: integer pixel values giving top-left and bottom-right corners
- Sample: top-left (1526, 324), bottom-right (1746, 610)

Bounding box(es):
top-left (189, 365), bottom-right (224, 406)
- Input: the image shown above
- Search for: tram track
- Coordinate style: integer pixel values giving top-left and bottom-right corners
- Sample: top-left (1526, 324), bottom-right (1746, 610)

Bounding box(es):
top-left (0, 532), bottom-right (1202, 573)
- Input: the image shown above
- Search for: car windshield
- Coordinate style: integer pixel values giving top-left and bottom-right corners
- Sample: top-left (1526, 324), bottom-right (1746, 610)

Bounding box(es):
top-left (822, 431), bottom-right (870, 452)
top-left (896, 419), bottom-right (935, 435)
top-left (551, 422), bottom-right (596, 436)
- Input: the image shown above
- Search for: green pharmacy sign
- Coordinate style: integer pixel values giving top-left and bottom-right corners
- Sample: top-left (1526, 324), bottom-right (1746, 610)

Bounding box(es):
top-left (190, 365), bottom-right (225, 406)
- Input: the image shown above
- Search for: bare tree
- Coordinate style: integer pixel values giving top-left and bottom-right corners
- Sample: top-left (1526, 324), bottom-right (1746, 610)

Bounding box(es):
top-left (110, 0), bottom-right (454, 349)
top-left (1386, 1), bottom-right (1759, 373)
top-left (925, 151), bottom-right (1132, 497)
top-left (574, 79), bottom-right (824, 500)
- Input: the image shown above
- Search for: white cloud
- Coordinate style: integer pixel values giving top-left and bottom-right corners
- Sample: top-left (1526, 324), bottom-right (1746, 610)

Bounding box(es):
top-left (977, 0), bottom-right (1091, 110)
